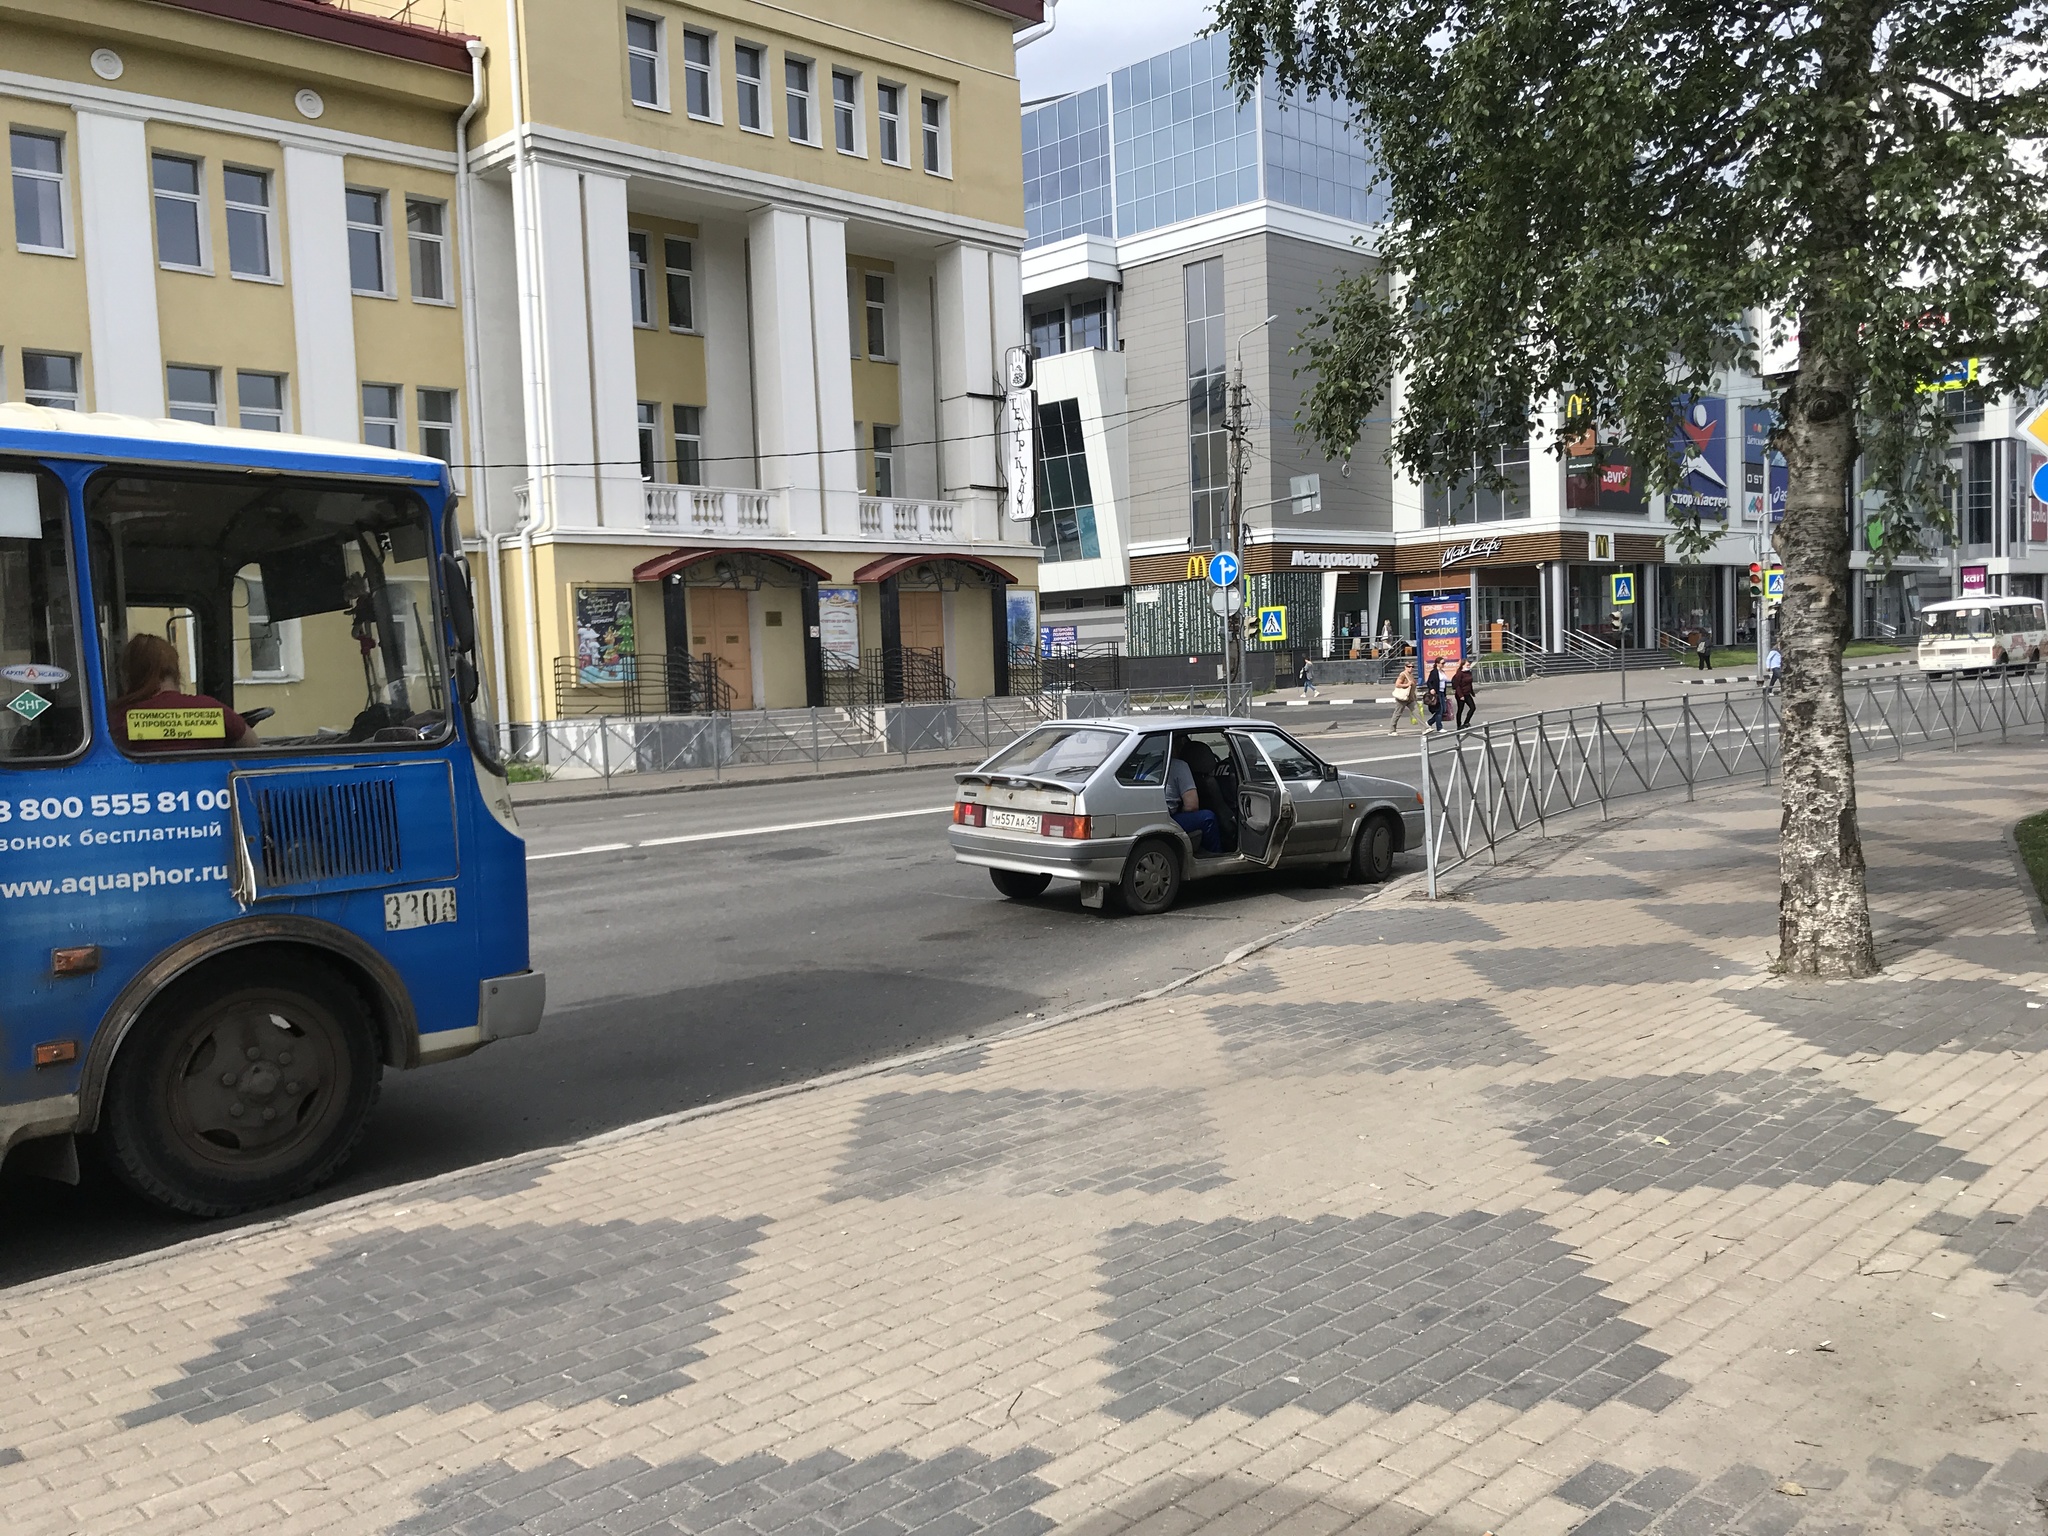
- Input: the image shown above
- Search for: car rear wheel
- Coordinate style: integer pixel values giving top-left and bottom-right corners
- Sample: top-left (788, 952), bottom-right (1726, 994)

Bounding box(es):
top-left (100, 958), bottom-right (381, 1217)
top-left (1348, 815), bottom-right (1398, 884)
top-left (990, 868), bottom-right (1052, 900)
top-left (1118, 838), bottom-right (1183, 915)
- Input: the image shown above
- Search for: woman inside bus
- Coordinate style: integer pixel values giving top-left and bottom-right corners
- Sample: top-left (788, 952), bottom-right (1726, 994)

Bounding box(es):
top-left (110, 633), bottom-right (259, 753)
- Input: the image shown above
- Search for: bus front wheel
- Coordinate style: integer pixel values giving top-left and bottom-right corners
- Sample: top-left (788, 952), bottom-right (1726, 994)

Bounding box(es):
top-left (101, 959), bottom-right (382, 1217)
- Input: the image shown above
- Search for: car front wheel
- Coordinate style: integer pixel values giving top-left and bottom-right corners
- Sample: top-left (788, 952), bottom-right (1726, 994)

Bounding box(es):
top-left (990, 868), bottom-right (1052, 900)
top-left (1118, 838), bottom-right (1183, 915)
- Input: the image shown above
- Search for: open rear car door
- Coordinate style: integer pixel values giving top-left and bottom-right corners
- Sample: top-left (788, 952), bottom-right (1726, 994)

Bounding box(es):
top-left (1229, 730), bottom-right (1296, 867)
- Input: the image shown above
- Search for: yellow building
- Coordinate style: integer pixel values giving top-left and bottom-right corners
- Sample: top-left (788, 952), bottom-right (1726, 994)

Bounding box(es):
top-left (0, 0), bottom-right (1043, 720)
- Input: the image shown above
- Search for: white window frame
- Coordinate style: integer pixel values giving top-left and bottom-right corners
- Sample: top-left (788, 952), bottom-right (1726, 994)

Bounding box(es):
top-left (10, 129), bottom-right (71, 255)
top-left (165, 364), bottom-right (219, 425)
top-left (784, 55), bottom-right (818, 146)
top-left (406, 195), bottom-right (452, 305)
top-left (151, 151), bottom-right (209, 274)
top-left (345, 186), bottom-right (392, 297)
top-left (672, 404), bottom-right (703, 486)
top-left (875, 82), bottom-right (907, 166)
top-left (734, 42), bottom-right (770, 134)
top-left (682, 27), bottom-right (719, 122)
top-left (361, 382), bottom-right (402, 449)
top-left (418, 387), bottom-right (459, 477)
top-left (832, 69), bottom-right (864, 157)
top-left (234, 567), bottom-right (304, 684)
top-left (625, 11), bottom-right (668, 111)
top-left (864, 271), bottom-right (890, 361)
top-left (222, 164), bottom-right (277, 282)
top-left (627, 231), bottom-right (654, 328)
top-left (22, 350), bottom-right (81, 408)
top-left (636, 401), bottom-right (660, 481)
top-left (664, 237), bottom-right (695, 333)
top-left (921, 92), bottom-right (950, 177)
top-left (235, 370), bottom-right (287, 431)
top-left (872, 423), bottom-right (895, 498)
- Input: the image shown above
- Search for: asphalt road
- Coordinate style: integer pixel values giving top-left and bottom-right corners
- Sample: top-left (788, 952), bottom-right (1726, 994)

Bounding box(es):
top-left (0, 741), bottom-right (1427, 1290)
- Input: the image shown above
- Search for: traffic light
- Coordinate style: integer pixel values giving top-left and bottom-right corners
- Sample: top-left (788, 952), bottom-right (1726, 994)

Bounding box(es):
top-left (1748, 562), bottom-right (1763, 599)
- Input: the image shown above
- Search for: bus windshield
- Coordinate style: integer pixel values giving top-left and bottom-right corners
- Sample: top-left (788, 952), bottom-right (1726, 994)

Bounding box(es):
top-left (86, 470), bottom-right (449, 753)
top-left (1921, 604), bottom-right (2045, 639)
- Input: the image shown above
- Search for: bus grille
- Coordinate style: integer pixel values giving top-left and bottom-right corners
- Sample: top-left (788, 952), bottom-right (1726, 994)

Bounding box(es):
top-left (249, 777), bottom-right (402, 888)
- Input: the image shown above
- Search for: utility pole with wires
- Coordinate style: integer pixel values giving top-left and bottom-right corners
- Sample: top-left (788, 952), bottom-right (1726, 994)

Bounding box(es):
top-left (1225, 315), bottom-right (1277, 714)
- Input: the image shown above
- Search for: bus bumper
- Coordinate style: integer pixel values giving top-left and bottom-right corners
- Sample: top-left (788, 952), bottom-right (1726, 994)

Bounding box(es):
top-left (480, 970), bottom-right (546, 1041)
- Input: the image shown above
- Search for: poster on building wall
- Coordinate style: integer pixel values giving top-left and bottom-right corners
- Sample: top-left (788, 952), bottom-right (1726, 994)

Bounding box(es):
top-left (1415, 595), bottom-right (1470, 671)
top-left (574, 586), bottom-right (636, 684)
top-left (1669, 396), bottom-right (1730, 520)
top-left (1006, 590), bottom-right (1039, 655)
top-left (1562, 393), bottom-right (1649, 513)
top-left (818, 586), bottom-right (861, 666)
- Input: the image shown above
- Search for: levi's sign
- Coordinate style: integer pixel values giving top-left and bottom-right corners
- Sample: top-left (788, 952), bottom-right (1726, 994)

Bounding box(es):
top-left (1289, 550), bottom-right (1380, 570)
top-left (1439, 536), bottom-right (1504, 570)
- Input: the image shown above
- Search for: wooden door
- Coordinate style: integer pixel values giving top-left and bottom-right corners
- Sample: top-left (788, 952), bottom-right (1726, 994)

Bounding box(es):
top-left (690, 588), bottom-right (753, 710)
top-left (898, 590), bottom-right (944, 656)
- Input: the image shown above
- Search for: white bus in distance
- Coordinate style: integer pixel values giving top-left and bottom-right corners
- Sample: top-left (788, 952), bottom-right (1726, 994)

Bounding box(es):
top-left (1916, 595), bottom-right (2048, 676)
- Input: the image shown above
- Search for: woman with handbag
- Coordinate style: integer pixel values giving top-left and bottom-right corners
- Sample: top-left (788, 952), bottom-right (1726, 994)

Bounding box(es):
top-left (1388, 664), bottom-right (1418, 733)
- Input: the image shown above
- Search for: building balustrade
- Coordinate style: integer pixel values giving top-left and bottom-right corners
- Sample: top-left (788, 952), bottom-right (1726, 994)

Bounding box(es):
top-left (859, 497), bottom-right (959, 541)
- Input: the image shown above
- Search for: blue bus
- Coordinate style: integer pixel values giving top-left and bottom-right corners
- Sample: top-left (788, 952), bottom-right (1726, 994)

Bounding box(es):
top-left (0, 406), bottom-right (542, 1216)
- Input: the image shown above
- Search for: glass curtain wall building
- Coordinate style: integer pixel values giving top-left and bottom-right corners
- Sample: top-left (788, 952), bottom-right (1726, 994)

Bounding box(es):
top-left (1022, 33), bottom-right (1384, 251)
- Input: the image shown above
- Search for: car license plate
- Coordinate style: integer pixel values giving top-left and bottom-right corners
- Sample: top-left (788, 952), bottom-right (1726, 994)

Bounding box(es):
top-left (986, 809), bottom-right (1041, 833)
top-left (385, 887), bottom-right (458, 930)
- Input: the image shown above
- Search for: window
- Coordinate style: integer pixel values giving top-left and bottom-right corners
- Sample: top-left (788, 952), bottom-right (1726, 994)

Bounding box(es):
top-left (418, 388), bottom-right (457, 465)
top-left (673, 405), bottom-right (702, 485)
top-left (1021, 84), bottom-right (1112, 249)
top-left (166, 365), bottom-right (218, 425)
top-left (664, 237), bottom-right (694, 331)
top-left (236, 371), bottom-right (285, 431)
top-left (1028, 303), bottom-right (1066, 359)
top-left (0, 467), bottom-right (88, 761)
top-left (626, 12), bottom-right (664, 108)
top-left (1425, 441), bottom-right (1533, 525)
top-left (876, 83), bottom-right (905, 164)
top-left (89, 473), bottom-right (450, 754)
top-left (735, 44), bottom-right (767, 131)
top-left (1184, 257), bottom-right (1227, 550)
top-left (346, 188), bottom-right (388, 294)
top-left (1033, 398), bottom-right (1101, 561)
top-left (864, 272), bottom-right (888, 359)
top-left (627, 232), bottom-right (653, 326)
top-left (1070, 297), bottom-right (1107, 351)
top-left (406, 197), bottom-right (448, 303)
top-left (1242, 728), bottom-right (1323, 782)
top-left (832, 70), bottom-right (860, 154)
top-left (636, 402), bottom-right (659, 480)
top-left (921, 93), bottom-right (946, 174)
top-left (22, 352), bottom-right (79, 409)
top-left (871, 424), bottom-right (894, 498)
top-left (152, 153), bottom-right (205, 270)
top-left (10, 130), bottom-right (67, 253)
top-left (361, 383), bottom-right (401, 449)
top-left (786, 58), bottom-right (815, 143)
top-left (683, 28), bottom-right (715, 118)
top-left (223, 166), bottom-right (273, 278)
top-left (1115, 734), bottom-right (1170, 787)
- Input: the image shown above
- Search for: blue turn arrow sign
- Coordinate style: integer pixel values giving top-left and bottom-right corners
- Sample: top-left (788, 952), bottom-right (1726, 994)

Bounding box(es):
top-left (1207, 552), bottom-right (1239, 588)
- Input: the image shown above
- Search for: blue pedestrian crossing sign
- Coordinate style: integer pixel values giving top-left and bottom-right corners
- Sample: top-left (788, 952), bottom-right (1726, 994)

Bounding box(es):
top-left (1257, 606), bottom-right (1288, 641)
top-left (1207, 552), bottom-right (1239, 588)
top-left (1765, 568), bottom-right (1786, 600)
top-left (1610, 572), bottom-right (1636, 606)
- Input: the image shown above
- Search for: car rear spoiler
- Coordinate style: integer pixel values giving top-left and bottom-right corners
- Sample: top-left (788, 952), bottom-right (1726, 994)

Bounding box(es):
top-left (954, 770), bottom-right (1077, 792)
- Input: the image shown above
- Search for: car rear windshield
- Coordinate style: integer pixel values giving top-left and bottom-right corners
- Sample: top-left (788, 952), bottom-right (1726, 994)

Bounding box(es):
top-left (982, 725), bottom-right (1128, 784)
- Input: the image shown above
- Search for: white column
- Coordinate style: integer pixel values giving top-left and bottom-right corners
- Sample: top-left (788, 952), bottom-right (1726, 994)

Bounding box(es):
top-left (701, 223), bottom-right (755, 488)
top-left (934, 241), bottom-right (1016, 542)
top-left (577, 170), bottom-right (644, 528)
top-left (281, 145), bottom-right (359, 442)
top-left (74, 109), bottom-right (163, 418)
top-left (745, 206), bottom-right (859, 538)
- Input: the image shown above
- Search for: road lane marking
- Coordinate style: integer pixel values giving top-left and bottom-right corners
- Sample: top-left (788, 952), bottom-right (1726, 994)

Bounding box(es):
top-left (528, 805), bottom-right (953, 861)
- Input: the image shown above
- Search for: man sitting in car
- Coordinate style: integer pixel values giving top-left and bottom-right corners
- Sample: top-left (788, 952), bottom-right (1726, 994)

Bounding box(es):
top-left (1165, 742), bottom-right (1223, 854)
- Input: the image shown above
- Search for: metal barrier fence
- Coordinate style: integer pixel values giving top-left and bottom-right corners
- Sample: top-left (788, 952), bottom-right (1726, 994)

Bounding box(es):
top-left (1420, 667), bottom-right (2048, 896)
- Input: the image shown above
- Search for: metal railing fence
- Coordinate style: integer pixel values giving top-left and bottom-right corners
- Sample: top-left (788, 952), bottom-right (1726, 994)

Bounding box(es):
top-left (1420, 665), bottom-right (2048, 896)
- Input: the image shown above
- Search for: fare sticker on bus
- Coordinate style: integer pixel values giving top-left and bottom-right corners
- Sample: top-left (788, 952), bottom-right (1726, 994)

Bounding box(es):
top-left (126, 707), bottom-right (226, 741)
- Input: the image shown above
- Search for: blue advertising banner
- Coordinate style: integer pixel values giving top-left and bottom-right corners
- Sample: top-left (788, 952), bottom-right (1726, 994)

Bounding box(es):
top-left (1670, 396), bottom-right (1730, 520)
top-left (1415, 595), bottom-right (1470, 671)
top-left (1742, 405), bottom-right (1788, 522)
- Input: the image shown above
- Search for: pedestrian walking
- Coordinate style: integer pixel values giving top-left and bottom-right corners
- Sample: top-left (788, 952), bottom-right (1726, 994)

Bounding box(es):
top-left (1387, 664), bottom-right (1418, 732)
top-left (1377, 620), bottom-right (1395, 659)
top-left (1423, 658), bottom-right (1448, 733)
top-left (1764, 646), bottom-right (1783, 695)
top-left (1298, 658), bottom-right (1317, 699)
top-left (1695, 631), bottom-right (1713, 672)
top-left (1451, 657), bottom-right (1477, 730)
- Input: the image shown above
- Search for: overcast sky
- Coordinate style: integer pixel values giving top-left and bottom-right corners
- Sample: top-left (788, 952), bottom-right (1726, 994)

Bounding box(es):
top-left (1017, 0), bottom-right (1221, 102)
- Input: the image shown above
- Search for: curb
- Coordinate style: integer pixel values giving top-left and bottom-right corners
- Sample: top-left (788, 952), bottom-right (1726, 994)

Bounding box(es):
top-left (1683, 657), bottom-right (1914, 686)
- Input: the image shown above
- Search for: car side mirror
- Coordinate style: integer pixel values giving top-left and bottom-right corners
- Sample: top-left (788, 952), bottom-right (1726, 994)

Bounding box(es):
top-left (1322, 762), bottom-right (1340, 780)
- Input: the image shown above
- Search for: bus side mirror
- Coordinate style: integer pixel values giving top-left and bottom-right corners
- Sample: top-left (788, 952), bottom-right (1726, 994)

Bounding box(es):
top-left (454, 653), bottom-right (480, 705)
top-left (440, 553), bottom-right (477, 655)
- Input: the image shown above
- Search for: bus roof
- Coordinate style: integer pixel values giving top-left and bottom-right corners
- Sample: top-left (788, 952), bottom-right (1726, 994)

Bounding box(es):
top-left (0, 403), bottom-right (449, 486)
top-left (1921, 595), bottom-right (2041, 612)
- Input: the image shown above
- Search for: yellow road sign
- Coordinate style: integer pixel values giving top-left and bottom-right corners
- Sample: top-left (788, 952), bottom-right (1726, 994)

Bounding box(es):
top-left (2023, 398), bottom-right (2048, 454)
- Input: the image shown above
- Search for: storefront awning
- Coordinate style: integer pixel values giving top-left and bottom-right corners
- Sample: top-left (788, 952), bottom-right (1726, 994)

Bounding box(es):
top-left (633, 546), bottom-right (833, 583)
top-left (853, 552), bottom-right (1020, 585)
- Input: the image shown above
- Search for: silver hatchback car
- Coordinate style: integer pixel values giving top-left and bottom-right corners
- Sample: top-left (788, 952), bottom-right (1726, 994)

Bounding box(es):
top-left (948, 715), bottom-right (1426, 914)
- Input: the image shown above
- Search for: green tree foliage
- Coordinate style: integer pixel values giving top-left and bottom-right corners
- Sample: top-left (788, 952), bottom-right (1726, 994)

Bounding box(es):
top-left (1217, 0), bottom-right (2048, 974)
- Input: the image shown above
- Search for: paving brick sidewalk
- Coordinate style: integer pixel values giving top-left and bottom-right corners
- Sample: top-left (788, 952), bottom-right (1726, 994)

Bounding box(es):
top-left (7, 749), bottom-right (2048, 1536)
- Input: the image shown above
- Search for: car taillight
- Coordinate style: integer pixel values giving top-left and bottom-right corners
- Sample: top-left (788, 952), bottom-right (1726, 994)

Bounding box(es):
top-left (1042, 814), bottom-right (1091, 839)
top-left (952, 802), bottom-right (983, 826)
